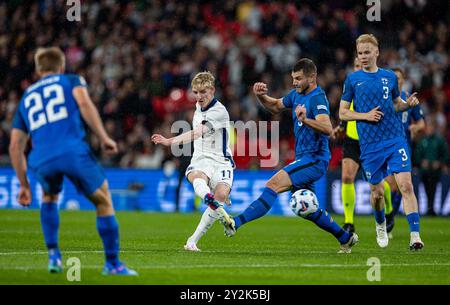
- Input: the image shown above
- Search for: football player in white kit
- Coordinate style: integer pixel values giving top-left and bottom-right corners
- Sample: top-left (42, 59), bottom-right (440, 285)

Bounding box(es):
top-left (151, 71), bottom-right (235, 251)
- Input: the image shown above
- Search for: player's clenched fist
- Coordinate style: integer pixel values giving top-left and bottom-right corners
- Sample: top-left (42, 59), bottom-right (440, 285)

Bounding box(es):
top-left (295, 104), bottom-right (307, 122)
top-left (102, 137), bottom-right (118, 154)
top-left (253, 82), bottom-right (268, 96)
top-left (17, 186), bottom-right (31, 207)
top-left (151, 134), bottom-right (171, 146)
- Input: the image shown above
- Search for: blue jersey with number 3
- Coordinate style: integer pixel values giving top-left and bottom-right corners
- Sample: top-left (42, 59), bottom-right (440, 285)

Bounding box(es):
top-left (341, 68), bottom-right (405, 145)
top-left (12, 74), bottom-right (90, 168)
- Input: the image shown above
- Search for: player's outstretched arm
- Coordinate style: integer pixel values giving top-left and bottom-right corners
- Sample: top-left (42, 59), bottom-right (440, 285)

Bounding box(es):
top-left (339, 100), bottom-right (383, 122)
top-left (253, 82), bottom-right (285, 114)
top-left (9, 129), bottom-right (32, 206)
top-left (151, 124), bottom-right (208, 146)
top-left (394, 92), bottom-right (420, 112)
top-left (73, 87), bottom-right (118, 154)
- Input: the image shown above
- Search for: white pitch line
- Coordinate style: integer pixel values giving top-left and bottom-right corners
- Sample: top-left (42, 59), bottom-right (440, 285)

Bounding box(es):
top-left (1, 249), bottom-right (450, 256)
top-left (1, 262), bottom-right (450, 271)
top-left (0, 250), bottom-right (334, 256)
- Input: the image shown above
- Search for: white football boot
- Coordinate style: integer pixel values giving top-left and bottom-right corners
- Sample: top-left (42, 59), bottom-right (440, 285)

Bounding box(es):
top-left (409, 232), bottom-right (424, 251)
top-left (376, 220), bottom-right (389, 248)
top-left (184, 242), bottom-right (201, 252)
top-left (215, 207), bottom-right (236, 237)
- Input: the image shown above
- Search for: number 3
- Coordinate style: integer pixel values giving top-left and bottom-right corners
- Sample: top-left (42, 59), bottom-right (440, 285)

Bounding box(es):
top-left (398, 148), bottom-right (408, 161)
top-left (382, 86), bottom-right (389, 99)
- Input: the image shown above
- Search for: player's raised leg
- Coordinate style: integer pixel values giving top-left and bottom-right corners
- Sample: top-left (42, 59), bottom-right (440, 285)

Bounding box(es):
top-left (394, 172), bottom-right (423, 250)
top-left (229, 169), bottom-right (290, 235)
top-left (285, 160), bottom-right (358, 252)
top-left (227, 163), bottom-right (358, 253)
top-left (88, 180), bottom-right (138, 275)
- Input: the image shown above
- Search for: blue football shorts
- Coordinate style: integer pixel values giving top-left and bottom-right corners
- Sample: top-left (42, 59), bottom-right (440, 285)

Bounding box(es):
top-left (283, 155), bottom-right (329, 192)
top-left (30, 150), bottom-right (106, 196)
top-left (360, 136), bottom-right (412, 185)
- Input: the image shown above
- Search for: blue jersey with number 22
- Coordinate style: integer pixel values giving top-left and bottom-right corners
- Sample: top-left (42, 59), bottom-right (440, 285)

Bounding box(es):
top-left (12, 74), bottom-right (90, 168)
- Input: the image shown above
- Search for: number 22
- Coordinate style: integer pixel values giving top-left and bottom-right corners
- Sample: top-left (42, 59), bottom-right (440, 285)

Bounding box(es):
top-left (24, 84), bottom-right (68, 131)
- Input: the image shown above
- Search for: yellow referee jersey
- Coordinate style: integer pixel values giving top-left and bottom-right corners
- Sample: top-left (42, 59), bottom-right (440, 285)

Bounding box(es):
top-left (346, 102), bottom-right (359, 141)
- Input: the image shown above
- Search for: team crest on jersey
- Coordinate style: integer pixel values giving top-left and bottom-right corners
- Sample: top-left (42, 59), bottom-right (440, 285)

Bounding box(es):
top-left (381, 78), bottom-right (388, 85)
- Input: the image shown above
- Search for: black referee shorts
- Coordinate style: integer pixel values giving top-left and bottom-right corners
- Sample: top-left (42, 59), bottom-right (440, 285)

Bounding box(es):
top-left (343, 137), bottom-right (361, 164)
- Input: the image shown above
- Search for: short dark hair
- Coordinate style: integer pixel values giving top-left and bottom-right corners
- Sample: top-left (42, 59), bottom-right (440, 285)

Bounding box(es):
top-left (292, 58), bottom-right (317, 76)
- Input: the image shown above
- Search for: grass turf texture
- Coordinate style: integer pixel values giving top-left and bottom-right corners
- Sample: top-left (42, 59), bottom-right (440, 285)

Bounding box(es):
top-left (0, 210), bottom-right (449, 284)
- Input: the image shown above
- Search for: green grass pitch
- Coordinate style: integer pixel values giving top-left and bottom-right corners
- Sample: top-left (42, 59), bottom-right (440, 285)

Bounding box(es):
top-left (0, 210), bottom-right (449, 284)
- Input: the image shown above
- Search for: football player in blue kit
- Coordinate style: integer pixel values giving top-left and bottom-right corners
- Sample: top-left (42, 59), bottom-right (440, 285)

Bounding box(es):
top-left (339, 34), bottom-right (424, 250)
top-left (384, 67), bottom-right (425, 237)
top-left (9, 47), bottom-right (137, 275)
top-left (219, 58), bottom-right (359, 254)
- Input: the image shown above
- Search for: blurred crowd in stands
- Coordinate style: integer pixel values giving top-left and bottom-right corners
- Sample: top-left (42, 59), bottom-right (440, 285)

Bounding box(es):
top-left (0, 0), bottom-right (449, 173)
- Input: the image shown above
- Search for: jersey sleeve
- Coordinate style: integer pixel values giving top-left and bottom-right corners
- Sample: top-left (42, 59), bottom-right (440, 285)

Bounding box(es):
top-left (282, 90), bottom-right (295, 108)
top-left (12, 106), bottom-right (28, 133)
top-left (341, 76), bottom-right (354, 102)
top-left (310, 94), bottom-right (330, 117)
top-left (392, 74), bottom-right (400, 100)
top-left (207, 107), bottom-right (230, 130)
top-left (411, 104), bottom-right (424, 121)
top-left (67, 74), bottom-right (88, 89)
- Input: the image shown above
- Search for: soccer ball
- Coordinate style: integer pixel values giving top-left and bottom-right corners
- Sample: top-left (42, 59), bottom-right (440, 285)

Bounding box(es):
top-left (290, 189), bottom-right (319, 218)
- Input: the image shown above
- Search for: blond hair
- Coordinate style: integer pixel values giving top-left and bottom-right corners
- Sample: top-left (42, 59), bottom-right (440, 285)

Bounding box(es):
top-left (191, 71), bottom-right (215, 89)
top-left (34, 47), bottom-right (65, 74)
top-left (356, 34), bottom-right (379, 48)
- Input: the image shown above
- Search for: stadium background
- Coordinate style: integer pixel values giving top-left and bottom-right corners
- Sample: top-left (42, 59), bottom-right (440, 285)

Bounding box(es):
top-left (0, 0), bottom-right (449, 215)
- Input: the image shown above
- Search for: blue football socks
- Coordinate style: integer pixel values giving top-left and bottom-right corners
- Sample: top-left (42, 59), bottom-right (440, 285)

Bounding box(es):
top-left (307, 209), bottom-right (350, 244)
top-left (40, 202), bottom-right (60, 250)
top-left (97, 215), bottom-right (120, 267)
top-left (374, 208), bottom-right (385, 224)
top-left (234, 187), bottom-right (277, 229)
top-left (406, 212), bottom-right (420, 233)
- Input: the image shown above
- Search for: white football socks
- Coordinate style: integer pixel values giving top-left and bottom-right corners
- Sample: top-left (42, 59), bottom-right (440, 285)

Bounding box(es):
top-left (193, 178), bottom-right (210, 199)
top-left (188, 207), bottom-right (220, 245)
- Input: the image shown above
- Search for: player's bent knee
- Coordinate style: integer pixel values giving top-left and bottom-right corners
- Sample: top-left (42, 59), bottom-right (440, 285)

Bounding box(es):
top-left (372, 189), bottom-right (384, 200)
top-left (398, 182), bottom-right (414, 196)
top-left (265, 179), bottom-right (280, 193)
top-left (214, 183), bottom-right (230, 202)
top-left (265, 170), bottom-right (292, 193)
top-left (370, 185), bottom-right (385, 201)
top-left (214, 191), bottom-right (228, 203)
top-left (88, 181), bottom-right (114, 211)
